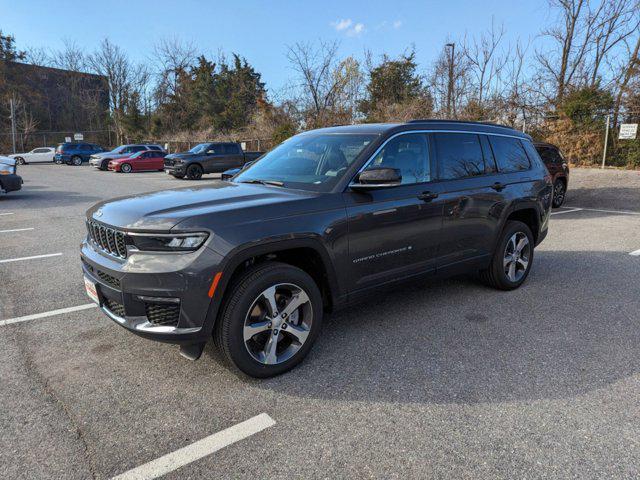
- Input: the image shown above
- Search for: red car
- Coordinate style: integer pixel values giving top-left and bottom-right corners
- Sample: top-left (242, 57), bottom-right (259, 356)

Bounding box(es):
top-left (108, 151), bottom-right (167, 173)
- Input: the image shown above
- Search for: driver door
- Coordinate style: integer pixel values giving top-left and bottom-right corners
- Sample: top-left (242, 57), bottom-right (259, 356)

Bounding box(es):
top-left (343, 133), bottom-right (444, 295)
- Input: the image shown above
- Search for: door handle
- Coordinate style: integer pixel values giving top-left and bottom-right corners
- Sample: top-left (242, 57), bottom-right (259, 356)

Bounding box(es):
top-left (417, 191), bottom-right (439, 202)
top-left (491, 182), bottom-right (506, 192)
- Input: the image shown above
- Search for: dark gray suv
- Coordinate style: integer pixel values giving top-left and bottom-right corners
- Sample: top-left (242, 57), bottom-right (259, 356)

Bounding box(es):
top-left (81, 120), bottom-right (552, 377)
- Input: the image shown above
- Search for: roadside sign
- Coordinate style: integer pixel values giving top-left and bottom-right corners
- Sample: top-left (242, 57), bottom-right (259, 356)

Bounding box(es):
top-left (619, 123), bottom-right (638, 140)
top-left (74, 133), bottom-right (84, 141)
top-left (240, 142), bottom-right (247, 151)
top-left (65, 136), bottom-right (72, 143)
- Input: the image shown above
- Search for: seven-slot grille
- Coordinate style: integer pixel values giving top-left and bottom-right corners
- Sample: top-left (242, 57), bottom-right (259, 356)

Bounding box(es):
top-left (86, 220), bottom-right (127, 258)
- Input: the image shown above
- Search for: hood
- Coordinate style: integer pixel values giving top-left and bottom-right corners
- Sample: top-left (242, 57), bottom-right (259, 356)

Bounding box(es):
top-left (86, 182), bottom-right (317, 230)
top-left (166, 152), bottom-right (197, 160)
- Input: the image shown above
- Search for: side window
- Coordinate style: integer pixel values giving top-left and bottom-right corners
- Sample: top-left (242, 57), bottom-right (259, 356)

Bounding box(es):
top-left (148, 145), bottom-right (161, 151)
top-left (227, 143), bottom-right (241, 154)
top-left (207, 145), bottom-right (221, 154)
top-left (489, 136), bottom-right (531, 173)
top-left (33, 148), bottom-right (48, 153)
top-left (433, 133), bottom-right (485, 180)
top-left (80, 144), bottom-right (92, 151)
top-left (131, 146), bottom-right (146, 153)
top-left (369, 133), bottom-right (430, 185)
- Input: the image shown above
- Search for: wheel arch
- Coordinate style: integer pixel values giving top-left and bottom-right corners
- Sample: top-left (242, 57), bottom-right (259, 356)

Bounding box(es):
top-left (203, 238), bottom-right (341, 337)
top-left (502, 204), bottom-right (541, 244)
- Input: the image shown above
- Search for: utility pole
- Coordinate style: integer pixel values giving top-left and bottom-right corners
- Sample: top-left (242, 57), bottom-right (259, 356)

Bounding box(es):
top-left (446, 43), bottom-right (455, 118)
top-left (601, 114), bottom-right (610, 169)
top-left (9, 98), bottom-right (17, 154)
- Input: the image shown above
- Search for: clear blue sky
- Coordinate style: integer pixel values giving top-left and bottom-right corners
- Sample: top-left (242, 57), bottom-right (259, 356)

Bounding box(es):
top-left (1, 0), bottom-right (552, 95)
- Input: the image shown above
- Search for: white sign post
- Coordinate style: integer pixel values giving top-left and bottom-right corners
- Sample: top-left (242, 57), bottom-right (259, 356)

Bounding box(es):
top-left (619, 123), bottom-right (638, 140)
top-left (73, 133), bottom-right (84, 141)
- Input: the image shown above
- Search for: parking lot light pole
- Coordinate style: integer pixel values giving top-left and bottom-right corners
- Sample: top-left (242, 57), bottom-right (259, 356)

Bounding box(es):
top-left (601, 114), bottom-right (610, 169)
top-left (9, 98), bottom-right (17, 154)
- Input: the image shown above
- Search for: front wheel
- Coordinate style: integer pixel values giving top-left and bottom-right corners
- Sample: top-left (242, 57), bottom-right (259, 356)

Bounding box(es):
top-left (186, 164), bottom-right (203, 180)
top-left (214, 262), bottom-right (323, 378)
top-left (480, 220), bottom-right (534, 290)
top-left (15, 157), bottom-right (25, 165)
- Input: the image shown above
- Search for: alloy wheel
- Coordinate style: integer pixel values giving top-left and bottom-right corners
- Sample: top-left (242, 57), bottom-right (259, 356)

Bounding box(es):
top-left (503, 232), bottom-right (530, 282)
top-left (243, 283), bottom-right (312, 365)
top-left (553, 181), bottom-right (565, 206)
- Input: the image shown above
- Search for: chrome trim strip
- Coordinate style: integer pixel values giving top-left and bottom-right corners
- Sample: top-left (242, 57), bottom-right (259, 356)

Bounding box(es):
top-left (101, 306), bottom-right (201, 335)
top-left (351, 128), bottom-right (531, 185)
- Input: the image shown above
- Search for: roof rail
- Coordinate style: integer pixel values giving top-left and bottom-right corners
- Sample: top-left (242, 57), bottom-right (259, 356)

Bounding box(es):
top-left (407, 119), bottom-right (511, 129)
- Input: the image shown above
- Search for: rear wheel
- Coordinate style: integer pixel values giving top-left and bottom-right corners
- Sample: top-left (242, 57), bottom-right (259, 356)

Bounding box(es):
top-left (71, 155), bottom-right (82, 166)
top-left (15, 157), bottom-right (25, 165)
top-left (214, 262), bottom-right (323, 378)
top-left (480, 220), bottom-right (534, 290)
top-left (120, 163), bottom-right (132, 173)
top-left (552, 179), bottom-right (566, 207)
top-left (186, 164), bottom-right (203, 180)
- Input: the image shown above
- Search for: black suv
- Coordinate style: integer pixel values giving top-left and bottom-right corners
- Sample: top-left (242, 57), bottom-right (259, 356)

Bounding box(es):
top-left (81, 121), bottom-right (552, 377)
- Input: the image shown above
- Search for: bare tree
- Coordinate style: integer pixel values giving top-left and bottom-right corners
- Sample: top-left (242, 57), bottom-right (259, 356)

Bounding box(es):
top-left (88, 39), bottom-right (149, 144)
top-left (286, 41), bottom-right (349, 127)
top-left (429, 41), bottom-right (469, 118)
top-left (152, 36), bottom-right (196, 106)
top-left (463, 19), bottom-right (508, 108)
top-left (536, 0), bottom-right (604, 103)
top-left (612, 33), bottom-right (640, 129)
top-left (588, 0), bottom-right (639, 87)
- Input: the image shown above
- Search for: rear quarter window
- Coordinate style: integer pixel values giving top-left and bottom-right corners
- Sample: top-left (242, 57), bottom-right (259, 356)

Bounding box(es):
top-left (489, 136), bottom-right (531, 173)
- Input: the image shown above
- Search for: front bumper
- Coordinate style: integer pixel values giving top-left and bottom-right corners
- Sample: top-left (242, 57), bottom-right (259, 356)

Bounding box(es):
top-left (164, 163), bottom-right (185, 176)
top-left (81, 239), bottom-right (224, 345)
top-left (0, 174), bottom-right (23, 193)
top-left (89, 158), bottom-right (103, 167)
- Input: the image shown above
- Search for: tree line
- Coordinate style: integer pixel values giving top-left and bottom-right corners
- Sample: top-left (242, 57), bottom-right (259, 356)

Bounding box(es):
top-left (1, 0), bottom-right (639, 166)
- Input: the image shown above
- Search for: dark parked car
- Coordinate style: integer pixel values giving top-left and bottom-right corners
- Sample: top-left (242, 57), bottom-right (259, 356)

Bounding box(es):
top-left (54, 143), bottom-right (105, 166)
top-left (164, 142), bottom-right (263, 180)
top-left (90, 144), bottom-right (165, 170)
top-left (0, 156), bottom-right (22, 194)
top-left (534, 142), bottom-right (569, 207)
top-left (81, 120), bottom-right (551, 377)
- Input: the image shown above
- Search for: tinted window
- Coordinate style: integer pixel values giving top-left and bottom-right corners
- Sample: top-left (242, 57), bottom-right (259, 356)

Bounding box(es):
top-left (433, 133), bottom-right (484, 180)
top-left (225, 143), bottom-right (241, 154)
top-left (130, 146), bottom-right (146, 153)
top-left (80, 144), bottom-right (93, 150)
top-left (207, 144), bottom-right (223, 154)
top-left (536, 146), bottom-right (562, 164)
top-left (33, 148), bottom-right (49, 153)
top-left (370, 133), bottom-right (430, 185)
top-left (489, 136), bottom-right (531, 173)
top-left (148, 145), bottom-right (162, 151)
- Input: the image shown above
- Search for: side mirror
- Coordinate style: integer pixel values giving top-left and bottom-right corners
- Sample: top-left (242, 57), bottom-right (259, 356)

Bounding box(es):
top-left (351, 167), bottom-right (402, 189)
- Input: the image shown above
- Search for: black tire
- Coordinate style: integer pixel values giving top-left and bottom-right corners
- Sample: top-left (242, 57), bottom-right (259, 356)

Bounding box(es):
top-left (99, 159), bottom-right (110, 170)
top-left (186, 164), bottom-right (203, 180)
top-left (480, 220), bottom-right (534, 291)
top-left (173, 173), bottom-right (185, 179)
top-left (120, 163), bottom-right (132, 173)
top-left (15, 157), bottom-right (25, 165)
top-left (552, 178), bottom-right (566, 208)
top-left (71, 155), bottom-right (82, 166)
top-left (54, 158), bottom-right (63, 165)
top-left (214, 262), bottom-right (323, 378)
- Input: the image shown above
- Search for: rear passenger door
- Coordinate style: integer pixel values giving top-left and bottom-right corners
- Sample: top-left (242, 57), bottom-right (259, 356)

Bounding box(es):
top-left (430, 132), bottom-right (506, 268)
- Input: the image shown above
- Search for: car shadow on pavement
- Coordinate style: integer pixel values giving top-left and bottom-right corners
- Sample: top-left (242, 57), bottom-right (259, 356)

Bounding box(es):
top-left (0, 190), bottom-right (102, 207)
top-left (564, 186), bottom-right (640, 212)
top-left (246, 249), bottom-right (640, 405)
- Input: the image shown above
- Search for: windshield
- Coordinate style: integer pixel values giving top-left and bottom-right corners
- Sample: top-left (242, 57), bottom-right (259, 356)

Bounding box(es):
top-left (234, 133), bottom-right (376, 191)
top-left (188, 143), bottom-right (211, 154)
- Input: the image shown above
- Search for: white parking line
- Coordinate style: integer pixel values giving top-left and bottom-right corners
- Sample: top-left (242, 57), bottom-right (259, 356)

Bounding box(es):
top-left (0, 227), bottom-right (34, 233)
top-left (111, 413), bottom-right (276, 480)
top-left (630, 249), bottom-right (640, 256)
top-left (0, 303), bottom-right (97, 327)
top-left (577, 207), bottom-right (640, 216)
top-left (0, 252), bottom-right (62, 264)
top-left (550, 208), bottom-right (582, 215)
top-left (0, 212), bottom-right (15, 216)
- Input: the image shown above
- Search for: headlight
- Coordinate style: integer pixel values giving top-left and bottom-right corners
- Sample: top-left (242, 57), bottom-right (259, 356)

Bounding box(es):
top-left (129, 232), bottom-right (209, 252)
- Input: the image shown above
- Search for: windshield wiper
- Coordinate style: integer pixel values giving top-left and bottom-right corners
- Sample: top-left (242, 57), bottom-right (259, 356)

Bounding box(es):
top-left (238, 179), bottom-right (284, 187)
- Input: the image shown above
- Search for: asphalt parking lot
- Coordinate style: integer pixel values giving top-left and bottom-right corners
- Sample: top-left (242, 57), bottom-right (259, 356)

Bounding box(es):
top-left (1, 164), bottom-right (640, 479)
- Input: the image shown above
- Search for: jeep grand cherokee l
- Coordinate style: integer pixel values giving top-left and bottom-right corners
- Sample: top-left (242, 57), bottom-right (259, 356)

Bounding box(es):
top-left (81, 120), bottom-right (551, 377)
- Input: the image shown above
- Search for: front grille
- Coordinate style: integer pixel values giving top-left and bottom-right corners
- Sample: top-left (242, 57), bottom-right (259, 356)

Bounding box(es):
top-left (164, 158), bottom-right (175, 167)
top-left (96, 270), bottom-right (121, 289)
top-left (145, 302), bottom-right (180, 326)
top-left (104, 299), bottom-right (125, 318)
top-left (86, 220), bottom-right (128, 258)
